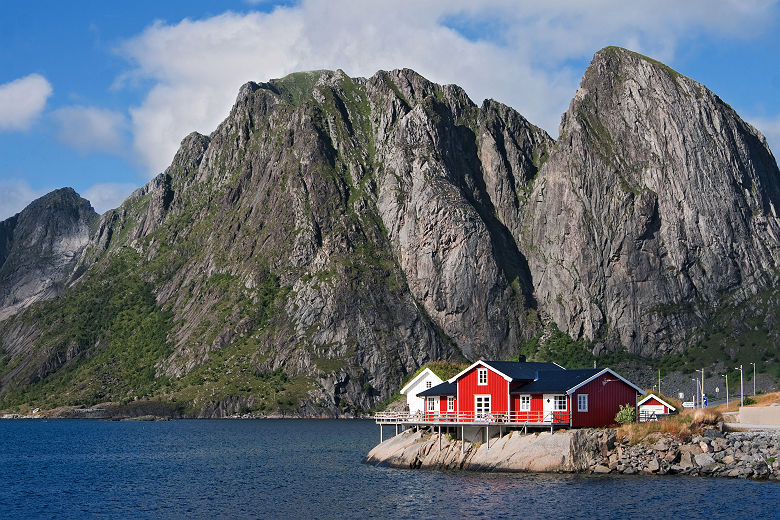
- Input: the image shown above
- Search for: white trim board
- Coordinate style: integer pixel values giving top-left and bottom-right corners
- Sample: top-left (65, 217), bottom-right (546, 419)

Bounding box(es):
top-left (566, 368), bottom-right (646, 395)
top-left (638, 393), bottom-right (676, 411)
top-left (447, 360), bottom-right (513, 384)
top-left (400, 368), bottom-right (442, 395)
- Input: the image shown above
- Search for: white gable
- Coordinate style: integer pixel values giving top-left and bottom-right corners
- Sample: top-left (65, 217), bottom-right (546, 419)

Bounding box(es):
top-left (400, 368), bottom-right (443, 414)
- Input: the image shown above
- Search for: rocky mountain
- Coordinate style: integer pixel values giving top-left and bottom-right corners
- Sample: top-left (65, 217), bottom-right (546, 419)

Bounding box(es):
top-left (0, 47), bottom-right (778, 416)
top-left (0, 188), bottom-right (97, 321)
top-left (525, 47), bottom-right (780, 357)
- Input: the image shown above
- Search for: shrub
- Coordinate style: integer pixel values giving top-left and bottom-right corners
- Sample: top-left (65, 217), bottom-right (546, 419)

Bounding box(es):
top-left (743, 396), bottom-right (756, 406)
top-left (614, 404), bottom-right (636, 425)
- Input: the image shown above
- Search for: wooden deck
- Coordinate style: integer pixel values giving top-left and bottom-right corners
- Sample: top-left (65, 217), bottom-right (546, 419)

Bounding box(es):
top-left (374, 410), bottom-right (571, 427)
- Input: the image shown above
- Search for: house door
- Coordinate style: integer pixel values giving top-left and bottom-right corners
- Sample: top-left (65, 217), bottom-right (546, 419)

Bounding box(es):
top-left (543, 394), bottom-right (566, 423)
top-left (475, 395), bottom-right (491, 419)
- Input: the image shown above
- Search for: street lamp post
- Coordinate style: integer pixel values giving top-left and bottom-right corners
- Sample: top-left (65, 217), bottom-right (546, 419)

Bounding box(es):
top-left (721, 374), bottom-right (729, 410)
top-left (735, 365), bottom-right (743, 407)
top-left (698, 368), bottom-right (705, 406)
top-left (751, 362), bottom-right (756, 396)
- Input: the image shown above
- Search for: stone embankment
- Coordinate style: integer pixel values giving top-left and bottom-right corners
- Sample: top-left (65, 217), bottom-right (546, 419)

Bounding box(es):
top-left (365, 427), bottom-right (780, 481)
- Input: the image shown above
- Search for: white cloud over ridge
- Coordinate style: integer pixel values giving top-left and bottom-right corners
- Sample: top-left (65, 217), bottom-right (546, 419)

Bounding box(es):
top-left (117, 0), bottom-right (778, 176)
top-left (0, 180), bottom-right (48, 220)
top-left (750, 115), bottom-right (780, 159)
top-left (0, 74), bottom-right (53, 131)
top-left (52, 106), bottom-right (127, 155)
top-left (83, 182), bottom-right (138, 214)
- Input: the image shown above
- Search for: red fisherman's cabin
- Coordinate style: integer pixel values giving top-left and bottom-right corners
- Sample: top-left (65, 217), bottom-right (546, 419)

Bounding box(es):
top-left (376, 357), bottom-right (644, 434)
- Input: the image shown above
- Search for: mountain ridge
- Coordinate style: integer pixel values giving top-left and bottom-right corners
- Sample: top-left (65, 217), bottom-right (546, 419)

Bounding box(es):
top-left (1, 47), bottom-right (778, 415)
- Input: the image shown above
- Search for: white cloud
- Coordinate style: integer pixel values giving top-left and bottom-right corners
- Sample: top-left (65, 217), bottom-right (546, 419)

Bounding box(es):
top-left (82, 182), bottom-right (138, 214)
top-left (51, 106), bottom-right (127, 155)
top-left (0, 74), bottom-right (53, 131)
top-left (116, 0), bottom-right (778, 175)
top-left (0, 180), bottom-right (48, 221)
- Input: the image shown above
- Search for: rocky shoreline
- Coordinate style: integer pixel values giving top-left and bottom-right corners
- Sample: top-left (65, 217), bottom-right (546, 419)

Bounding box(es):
top-left (364, 426), bottom-right (780, 481)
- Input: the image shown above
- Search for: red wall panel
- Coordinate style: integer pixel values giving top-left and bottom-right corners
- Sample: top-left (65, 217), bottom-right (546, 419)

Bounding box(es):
top-left (642, 397), bottom-right (668, 413)
top-left (571, 372), bottom-right (638, 427)
top-left (457, 365), bottom-right (509, 413)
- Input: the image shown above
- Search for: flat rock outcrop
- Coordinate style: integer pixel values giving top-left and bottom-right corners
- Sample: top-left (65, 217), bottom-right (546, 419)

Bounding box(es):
top-left (365, 426), bottom-right (780, 481)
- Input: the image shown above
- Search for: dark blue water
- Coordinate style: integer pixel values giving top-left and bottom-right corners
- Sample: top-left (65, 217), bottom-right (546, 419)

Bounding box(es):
top-left (0, 419), bottom-right (777, 519)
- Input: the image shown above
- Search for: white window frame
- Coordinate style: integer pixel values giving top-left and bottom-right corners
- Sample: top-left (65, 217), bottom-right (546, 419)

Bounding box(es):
top-left (427, 397), bottom-right (436, 411)
top-left (519, 395), bottom-right (530, 411)
top-left (477, 368), bottom-right (488, 385)
top-left (553, 395), bottom-right (567, 411)
top-left (475, 395), bottom-right (491, 417)
top-left (577, 394), bottom-right (588, 412)
top-left (447, 396), bottom-right (455, 411)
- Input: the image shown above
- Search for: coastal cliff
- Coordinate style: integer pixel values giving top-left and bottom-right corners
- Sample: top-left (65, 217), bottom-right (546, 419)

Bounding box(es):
top-left (365, 427), bottom-right (780, 481)
top-left (1, 47), bottom-right (779, 416)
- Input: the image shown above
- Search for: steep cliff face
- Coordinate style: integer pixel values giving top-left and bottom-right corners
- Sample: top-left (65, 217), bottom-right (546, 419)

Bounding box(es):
top-left (525, 47), bottom-right (780, 356)
top-left (0, 68), bottom-right (549, 415)
top-left (0, 189), bottom-right (97, 321)
top-left (1, 48), bottom-right (778, 415)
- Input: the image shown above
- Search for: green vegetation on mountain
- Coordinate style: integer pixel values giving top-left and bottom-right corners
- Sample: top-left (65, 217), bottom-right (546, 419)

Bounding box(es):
top-left (1, 48), bottom-right (779, 417)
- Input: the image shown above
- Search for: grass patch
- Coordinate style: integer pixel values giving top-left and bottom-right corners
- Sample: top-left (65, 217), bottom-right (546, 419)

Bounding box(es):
top-left (617, 408), bottom-right (722, 443)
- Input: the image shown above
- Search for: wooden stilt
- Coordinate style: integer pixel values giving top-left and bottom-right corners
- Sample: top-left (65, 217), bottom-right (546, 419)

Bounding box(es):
top-left (487, 425), bottom-right (490, 450)
top-left (380, 424), bottom-right (383, 443)
top-left (438, 425), bottom-right (441, 451)
top-left (461, 426), bottom-right (464, 453)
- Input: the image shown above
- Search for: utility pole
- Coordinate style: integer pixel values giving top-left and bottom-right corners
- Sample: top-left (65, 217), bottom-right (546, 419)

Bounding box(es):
top-left (751, 362), bottom-right (756, 396)
top-left (691, 378), bottom-right (699, 408)
top-left (658, 368), bottom-right (661, 396)
top-left (698, 368), bottom-right (705, 406)
top-left (721, 374), bottom-right (728, 410)
top-left (735, 365), bottom-right (743, 407)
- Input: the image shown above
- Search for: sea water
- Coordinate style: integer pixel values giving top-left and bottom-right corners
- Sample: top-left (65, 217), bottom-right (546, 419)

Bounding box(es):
top-left (0, 419), bottom-right (777, 519)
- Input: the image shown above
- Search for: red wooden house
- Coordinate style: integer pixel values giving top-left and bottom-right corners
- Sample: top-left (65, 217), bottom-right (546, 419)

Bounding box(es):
top-left (414, 358), bottom-right (644, 428)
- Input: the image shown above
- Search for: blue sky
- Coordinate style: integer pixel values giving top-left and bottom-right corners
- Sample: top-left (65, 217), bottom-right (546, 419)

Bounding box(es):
top-left (1, 0), bottom-right (779, 219)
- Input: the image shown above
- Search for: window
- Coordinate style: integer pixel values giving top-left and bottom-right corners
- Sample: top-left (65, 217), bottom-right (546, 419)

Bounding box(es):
top-left (554, 395), bottom-right (567, 411)
top-left (477, 368), bottom-right (488, 385)
top-left (578, 394), bottom-right (588, 412)
top-left (447, 396), bottom-right (455, 411)
top-left (427, 397), bottom-right (436, 411)
top-left (426, 381), bottom-right (432, 389)
top-left (475, 395), bottom-right (491, 417)
top-left (519, 395), bottom-right (530, 411)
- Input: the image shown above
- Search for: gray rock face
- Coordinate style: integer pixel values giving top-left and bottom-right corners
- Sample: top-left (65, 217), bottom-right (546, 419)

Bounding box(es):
top-left (525, 47), bottom-right (780, 355)
top-left (1, 49), bottom-right (779, 413)
top-left (371, 69), bottom-right (551, 359)
top-left (0, 188), bottom-right (97, 320)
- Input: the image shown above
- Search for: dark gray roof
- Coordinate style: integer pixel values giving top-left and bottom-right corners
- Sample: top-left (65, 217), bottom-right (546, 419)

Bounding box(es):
top-left (417, 381), bottom-right (457, 396)
top-left (482, 360), bottom-right (565, 381)
top-left (510, 369), bottom-right (601, 394)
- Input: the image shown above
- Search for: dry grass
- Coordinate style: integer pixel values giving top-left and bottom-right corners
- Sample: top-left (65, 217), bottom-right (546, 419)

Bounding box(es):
top-left (714, 391), bottom-right (780, 412)
top-left (749, 391), bottom-right (780, 406)
top-left (617, 408), bottom-right (722, 443)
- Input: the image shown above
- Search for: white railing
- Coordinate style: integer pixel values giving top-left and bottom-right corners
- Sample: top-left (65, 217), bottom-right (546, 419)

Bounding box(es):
top-left (639, 411), bottom-right (670, 422)
top-left (374, 410), bottom-right (570, 425)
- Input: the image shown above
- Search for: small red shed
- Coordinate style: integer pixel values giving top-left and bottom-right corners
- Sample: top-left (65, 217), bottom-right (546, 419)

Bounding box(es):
top-left (637, 394), bottom-right (676, 422)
